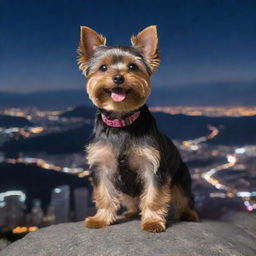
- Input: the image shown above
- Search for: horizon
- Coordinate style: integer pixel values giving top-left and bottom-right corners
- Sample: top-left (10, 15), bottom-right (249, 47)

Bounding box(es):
top-left (0, 77), bottom-right (256, 94)
top-left (0, 79), bottom-right (255, 108)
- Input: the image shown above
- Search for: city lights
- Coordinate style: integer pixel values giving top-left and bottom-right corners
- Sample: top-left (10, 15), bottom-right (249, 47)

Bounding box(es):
top-left (227, 155), bottom-right (237, 164)
top-left (150, 106), bottom-right (256, 117)
top-left (1, 105), bottom-right (256, 239)
top-left (54, 188), bottom-right (62, 193)
top-left (12, 226), bottom-right (38, 234)
top-left (235, 147), bottom-right (246, 154)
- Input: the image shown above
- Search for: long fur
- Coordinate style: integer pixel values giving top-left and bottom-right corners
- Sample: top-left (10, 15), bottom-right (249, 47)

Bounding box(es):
top-left (85, 105), bottom-right (199, 232)
top-left (78, 26), bottom-right (199, 232)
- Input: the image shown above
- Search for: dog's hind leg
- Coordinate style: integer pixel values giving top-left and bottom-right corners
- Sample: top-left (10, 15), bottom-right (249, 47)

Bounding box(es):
top-left (171, 161), bottom-right (199, 222)
top-left (171, 184), bottom-right (199, 221)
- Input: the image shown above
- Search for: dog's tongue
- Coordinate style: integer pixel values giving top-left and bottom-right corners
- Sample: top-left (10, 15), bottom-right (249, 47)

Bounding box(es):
top-left (111, 89), bottom-right (127, 102)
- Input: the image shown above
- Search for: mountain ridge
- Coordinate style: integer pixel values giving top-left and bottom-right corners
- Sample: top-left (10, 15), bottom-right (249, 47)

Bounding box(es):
top-left (1, 108), bottom-right (256, 157)
top-left (1, 80), bottom-right (256, 108)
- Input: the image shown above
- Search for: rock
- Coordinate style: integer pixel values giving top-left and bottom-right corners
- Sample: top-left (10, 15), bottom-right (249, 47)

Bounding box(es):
top-left (0, 239), bottom-right (10, 251)
top-left (1, 213), bottom-right (256, 256)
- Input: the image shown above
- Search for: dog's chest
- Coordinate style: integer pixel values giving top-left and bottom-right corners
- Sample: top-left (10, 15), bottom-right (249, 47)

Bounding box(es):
top-left (113, 154), bottom-right (143, 197)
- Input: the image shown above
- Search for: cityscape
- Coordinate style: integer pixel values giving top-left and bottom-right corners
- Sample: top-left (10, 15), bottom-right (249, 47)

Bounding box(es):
top-left (1, 0), bottom-right (256, 253)
top-left (0, 105), bottom-right (256, 244)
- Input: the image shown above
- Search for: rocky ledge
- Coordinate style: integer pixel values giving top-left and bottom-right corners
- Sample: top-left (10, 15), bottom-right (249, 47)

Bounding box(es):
top-left (1, 212), bottom-right (256, 256)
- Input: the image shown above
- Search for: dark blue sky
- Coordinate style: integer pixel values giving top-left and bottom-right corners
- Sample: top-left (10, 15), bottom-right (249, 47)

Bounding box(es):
top-left (1, 0), bottom-right (256, 92)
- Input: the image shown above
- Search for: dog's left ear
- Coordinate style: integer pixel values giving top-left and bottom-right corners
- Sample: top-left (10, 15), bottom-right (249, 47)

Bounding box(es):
top-left (131, 25), bottom-right (160, 72)
top-left (78, 26), bottom-right (107, 73)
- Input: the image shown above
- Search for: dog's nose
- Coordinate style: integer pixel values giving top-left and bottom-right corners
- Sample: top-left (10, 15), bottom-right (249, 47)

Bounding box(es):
top-left (112, 74), bottom-right (124, 85)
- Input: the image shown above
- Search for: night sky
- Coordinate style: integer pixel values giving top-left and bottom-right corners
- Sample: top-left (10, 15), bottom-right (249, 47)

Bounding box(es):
top-left (1, 0), bottom-right (256, 92)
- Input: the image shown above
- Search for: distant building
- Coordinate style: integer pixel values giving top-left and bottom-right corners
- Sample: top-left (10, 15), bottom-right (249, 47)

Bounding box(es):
top-left (30, 199), bottom-right (44, 226)
top-left (74, 187), bottom-right (89, 221)
top-left (0, 191), bottom-right (26, 232)
top-left (43, 205), bottom-right (56, 226)
top-left (50, 185), bottom-right (70, 224)
top-left (0, 153), bottom-right (4, 163)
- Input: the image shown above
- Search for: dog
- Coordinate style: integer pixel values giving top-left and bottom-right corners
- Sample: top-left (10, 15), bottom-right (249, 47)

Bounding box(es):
top-left (77, 25), bottom-right (199, 233)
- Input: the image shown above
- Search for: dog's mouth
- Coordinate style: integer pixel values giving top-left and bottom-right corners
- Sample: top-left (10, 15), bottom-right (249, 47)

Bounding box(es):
top-left (104, 88), bottom-right (131, 102)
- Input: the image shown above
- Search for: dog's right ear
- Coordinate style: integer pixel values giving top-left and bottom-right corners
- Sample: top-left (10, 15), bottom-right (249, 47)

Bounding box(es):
top-left (77, 26), bottom-right (106, 72)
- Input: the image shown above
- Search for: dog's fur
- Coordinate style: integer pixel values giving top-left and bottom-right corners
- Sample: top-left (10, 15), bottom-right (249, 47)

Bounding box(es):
top-left (78, 25), bottom-right (199, 233)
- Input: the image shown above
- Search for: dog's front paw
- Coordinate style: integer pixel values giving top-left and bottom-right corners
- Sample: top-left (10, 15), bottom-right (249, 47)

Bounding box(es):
top-left (141, 220), bottom-right (166, 233)
top-left (84, 216), bottom-right (109, 229)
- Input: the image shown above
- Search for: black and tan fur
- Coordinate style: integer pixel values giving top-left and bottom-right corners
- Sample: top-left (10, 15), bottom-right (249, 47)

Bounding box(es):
top-left (78, 25), bottom-right (199, 233)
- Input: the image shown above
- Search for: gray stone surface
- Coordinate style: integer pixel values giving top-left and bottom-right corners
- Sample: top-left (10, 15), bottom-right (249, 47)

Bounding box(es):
top-left (0, 239), bottom-right (10, 251)
top-left (1, 213), bottom-right (256, 256)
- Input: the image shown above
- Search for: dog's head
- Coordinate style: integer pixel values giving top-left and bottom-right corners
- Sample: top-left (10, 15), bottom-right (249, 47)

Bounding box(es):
top-left (78, 26), bottom-right (160, 112)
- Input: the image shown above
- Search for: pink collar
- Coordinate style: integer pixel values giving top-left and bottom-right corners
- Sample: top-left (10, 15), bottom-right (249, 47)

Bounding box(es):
top-left (101, 111), bottom-right (140, 127)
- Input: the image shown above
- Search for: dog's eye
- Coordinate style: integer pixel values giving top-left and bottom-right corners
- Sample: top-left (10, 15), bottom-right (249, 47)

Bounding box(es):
top-left (100, 65), bottom-right (108, 72)
top-left (128, 64), bottom-right (138, 71)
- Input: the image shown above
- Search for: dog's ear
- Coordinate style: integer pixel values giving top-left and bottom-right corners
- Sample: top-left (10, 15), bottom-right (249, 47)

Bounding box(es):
top-left (131, 25), bottom-right (160, 72)
top-left (78, 26), bottom-right (106, 72)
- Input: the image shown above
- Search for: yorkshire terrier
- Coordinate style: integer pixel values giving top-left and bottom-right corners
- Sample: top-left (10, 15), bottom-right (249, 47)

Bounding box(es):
top-left (78, 25), bottom-right (199, 233)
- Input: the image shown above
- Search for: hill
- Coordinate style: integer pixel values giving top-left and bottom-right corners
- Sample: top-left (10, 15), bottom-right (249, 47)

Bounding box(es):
top-left (153, 112), bottom-right (256, 144)
top-left (1, 124), bottom-right (93, 157)
top-left (0, 115), bottom-right (33, 128)
top-left (2, 108), bottom-right (256, 157)
top-left (60, 105), bottom-right (96, 119)
top-left (61, 105), bottom-right (256, 144)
